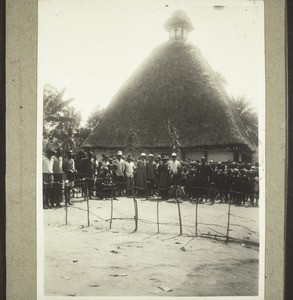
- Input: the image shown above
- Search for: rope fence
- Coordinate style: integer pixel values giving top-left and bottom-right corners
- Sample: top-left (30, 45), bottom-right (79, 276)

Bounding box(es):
top-left (58, 182), bottom-right (259, 247)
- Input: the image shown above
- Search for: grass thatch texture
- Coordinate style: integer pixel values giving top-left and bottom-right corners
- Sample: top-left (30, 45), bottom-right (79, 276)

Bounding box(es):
top-left (82, 40), bottom-right (254, 151)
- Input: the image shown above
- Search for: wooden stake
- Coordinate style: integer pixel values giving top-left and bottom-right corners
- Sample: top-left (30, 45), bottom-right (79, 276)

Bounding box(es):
top-left (86, 196), bottom-right (90, 227)
top-left (195, 201), bottom-right (198, 237)
top-left (110, 189), bottom-right (113, 229)
top-left (133, 189), bottom-right (138, 232)
top-left (176, 188), bottom-right (183, 235)
top-left (157, 198), bottom-right (160, 233)
top-left (65, 201), bottom-right (68, 225)
top-left (85, 180), bottom-right (90, 227)
top-left (226, 200), bottom-right (231, 243)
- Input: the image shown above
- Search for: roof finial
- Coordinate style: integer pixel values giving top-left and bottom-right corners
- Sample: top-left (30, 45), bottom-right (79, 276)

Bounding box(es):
top-left (164, 10), bottom-right (194, 41)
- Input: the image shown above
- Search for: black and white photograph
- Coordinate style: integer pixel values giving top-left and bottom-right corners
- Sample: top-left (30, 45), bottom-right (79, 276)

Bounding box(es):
top-left (38, 0), bottom-right (265, 298)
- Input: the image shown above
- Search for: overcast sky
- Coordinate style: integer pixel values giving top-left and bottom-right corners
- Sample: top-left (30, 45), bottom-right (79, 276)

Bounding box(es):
top-left (39, 0), bottom-right (264, 124)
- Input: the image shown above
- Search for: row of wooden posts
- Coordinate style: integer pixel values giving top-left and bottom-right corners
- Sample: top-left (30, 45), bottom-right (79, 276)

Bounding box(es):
top-left (64, 184), bottom-right (232, 243)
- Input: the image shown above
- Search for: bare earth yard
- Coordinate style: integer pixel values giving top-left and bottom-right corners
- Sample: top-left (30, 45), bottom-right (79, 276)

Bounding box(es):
top-left (44, 196), bottom-right (259, 297)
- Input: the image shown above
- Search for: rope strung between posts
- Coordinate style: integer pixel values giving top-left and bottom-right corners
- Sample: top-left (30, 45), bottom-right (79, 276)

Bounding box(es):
top-left (62, 182), bottom-right (258, 243)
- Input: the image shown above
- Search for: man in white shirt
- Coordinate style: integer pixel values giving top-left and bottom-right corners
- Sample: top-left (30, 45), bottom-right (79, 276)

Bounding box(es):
top-left (42, 148), bottom-right (56, 209)
top-left (113, 151), bottom-right (126, 196)
top-left (52, 147), bottom-right (64, 207)
top-left (168, 153), bottom-right (181, 174)
top-left (125, 155), bottom-right (136, 196)
top-left (113, 151), bottom-right (126, 177)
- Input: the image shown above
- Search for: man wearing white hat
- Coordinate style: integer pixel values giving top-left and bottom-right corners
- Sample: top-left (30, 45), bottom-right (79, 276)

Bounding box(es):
top-left (113, 151), bottom-right (126, 177)
top-left (168, 152), bottom-right (181, 174)
top-left (113, 150), bottom-right (126, 196)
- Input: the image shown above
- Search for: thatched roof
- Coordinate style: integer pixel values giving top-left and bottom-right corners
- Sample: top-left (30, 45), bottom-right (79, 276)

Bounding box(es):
top-left (82, 35), bottom-right (254, 152)
top-left (164, 9), bottom-right (194, 32)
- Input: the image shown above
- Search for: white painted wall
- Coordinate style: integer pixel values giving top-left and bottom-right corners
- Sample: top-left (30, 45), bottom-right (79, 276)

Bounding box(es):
top-left (184, 151), bottom-right (205, 161)
top-left (207, 151), bottom-right (233, 162)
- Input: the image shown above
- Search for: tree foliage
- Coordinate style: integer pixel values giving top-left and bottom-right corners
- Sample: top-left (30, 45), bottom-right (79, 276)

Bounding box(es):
top-left (86, 105), bottom-right (106, 129)
top-left (230, 95), bottom-right (258, 146)
top-left (43, 84), bottom-right (84, 152)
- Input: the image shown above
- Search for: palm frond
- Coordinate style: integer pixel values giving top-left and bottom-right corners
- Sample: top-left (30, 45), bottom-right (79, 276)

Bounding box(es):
top-left (51, 98), bottom-right (75, 115)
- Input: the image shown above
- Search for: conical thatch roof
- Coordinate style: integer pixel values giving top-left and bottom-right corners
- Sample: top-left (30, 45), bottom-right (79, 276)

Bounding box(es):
top-left (83, 36), bottom-right (254, 152)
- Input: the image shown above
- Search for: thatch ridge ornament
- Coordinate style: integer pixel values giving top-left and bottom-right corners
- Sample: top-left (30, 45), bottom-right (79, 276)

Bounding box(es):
top-left (164, 9), bottom-right (194, 41)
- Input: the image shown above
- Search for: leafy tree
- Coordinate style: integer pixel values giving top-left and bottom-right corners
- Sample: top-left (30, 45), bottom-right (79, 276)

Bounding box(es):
top-left (43, 84), bottom-right (75, 125)
top-left (43, 84), bottom-right (81, 151)
top-left (230, 95), bottom-right (258, 146)
top-left (86, 105), bottom-right (105, 129)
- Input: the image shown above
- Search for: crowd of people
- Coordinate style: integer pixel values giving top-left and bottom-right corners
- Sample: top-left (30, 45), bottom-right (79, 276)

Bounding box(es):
top-left (42, 148), bottom-right (259, 209)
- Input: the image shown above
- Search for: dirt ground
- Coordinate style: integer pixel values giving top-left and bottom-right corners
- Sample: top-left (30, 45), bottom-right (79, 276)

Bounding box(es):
top-left (44, 196), bottom-right (259, 297)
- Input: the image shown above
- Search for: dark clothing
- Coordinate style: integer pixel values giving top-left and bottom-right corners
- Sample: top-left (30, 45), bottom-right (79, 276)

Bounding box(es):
top-left (43, 173), bottom-right (53, 207)
top-left (136, 160), bottom-right (147, 188)
top-left (146, 161), bottom-right (157, 181)
top-left (75, 157), bottom-right (84, 175)
top-left (196, 163), bottom-right (214, 200)
top-left (82, 157), bottom-right (95, 179)
top-left (157, 162), bottom-right (170, 198)
top-left (197, 163), bottom-right (214, 185)
top-left (52, 173), bottom-right (63, 205)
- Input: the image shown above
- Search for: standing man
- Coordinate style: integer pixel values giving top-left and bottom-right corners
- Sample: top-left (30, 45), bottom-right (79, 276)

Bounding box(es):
top-left (136, 153), bottom-right (148, 196)
top-left (168, 153), bottom-right (181, 174)
top-left (157, 155), bottom-right (171, 199)
top-left (146, 154), bottom-right (157, 196)
top-left (42, 148), bottom-right (56, 209)
top-left (113, 151), bottom-right (126, 196)
top-left (75, 150), bottom-right (85, 177)
top-left (63, 150), bottom-right (76, 205)
top-left (196, 156), bottom-right (214, 202)
top-left (82, 151), bottom-right (96, 199)
top-left (52, 147), bottom-right (64, 207)
top-left (125, 155), bottom-right (136, 196)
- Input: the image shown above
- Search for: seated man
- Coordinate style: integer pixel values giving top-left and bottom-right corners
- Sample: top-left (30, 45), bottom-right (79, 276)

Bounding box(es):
top-left (101, 170), bottom-right (117, 200)
top-left (169, 167), bottom-right (188, 202)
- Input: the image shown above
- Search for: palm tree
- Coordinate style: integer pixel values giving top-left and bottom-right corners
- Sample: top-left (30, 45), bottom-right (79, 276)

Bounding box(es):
top-left (230, 95), bottom-right (258, 146)
top-left (43, 84), bottom-right (75, 124)
top-left (43, 84), bottom-right (77, 151)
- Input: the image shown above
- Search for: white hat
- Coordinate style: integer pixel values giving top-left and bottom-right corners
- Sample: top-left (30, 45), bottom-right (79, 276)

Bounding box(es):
top-left (141, 153), bottom-right (147, 157)
top-left (148, 154), bottom-right (154, 157)
top-left (117, 151), bottom-right (122, 156)
top-left (171, 152), bottom-right (177, 157)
